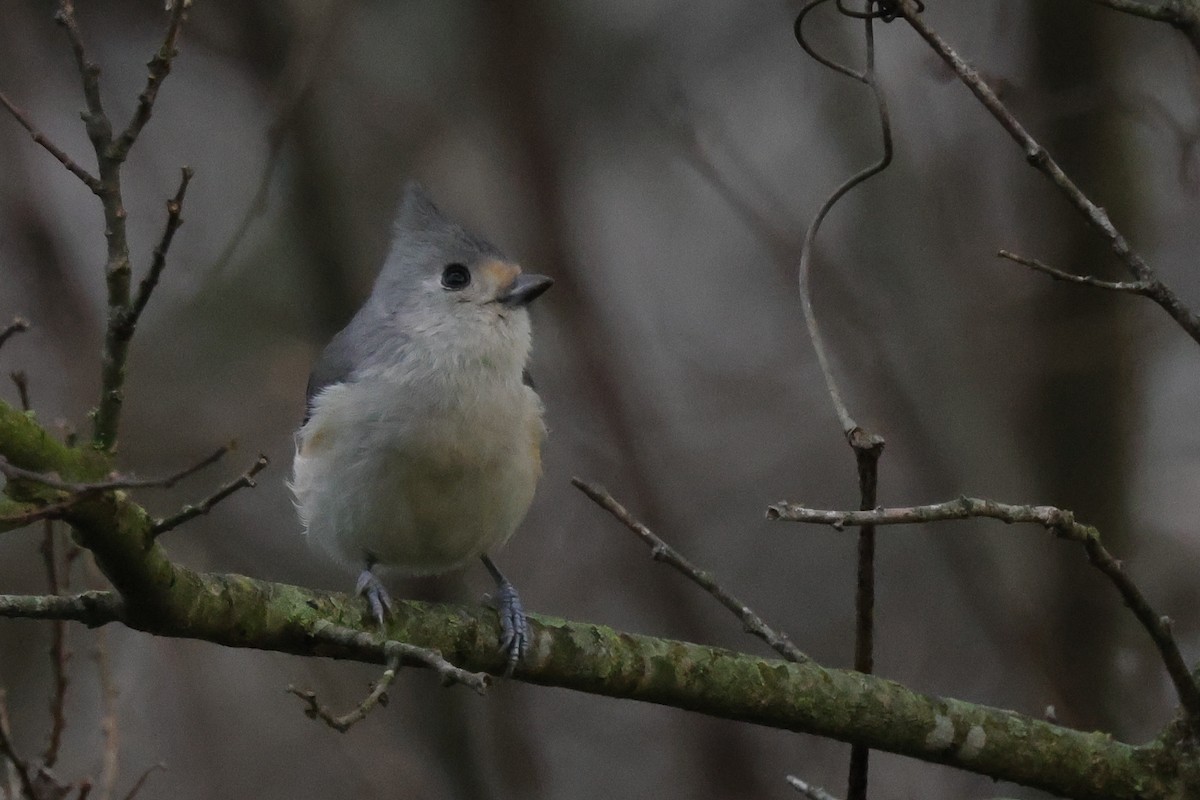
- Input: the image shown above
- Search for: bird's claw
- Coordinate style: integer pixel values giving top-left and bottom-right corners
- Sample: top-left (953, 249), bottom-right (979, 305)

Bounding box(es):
top-left (356, 569), bottom-right (393, 628)
top-left (491, 579), bottom-right (528, 677)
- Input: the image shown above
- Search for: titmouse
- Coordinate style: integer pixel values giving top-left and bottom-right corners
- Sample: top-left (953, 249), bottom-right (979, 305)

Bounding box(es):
top-left (290, 182), bottom-right (552, 674)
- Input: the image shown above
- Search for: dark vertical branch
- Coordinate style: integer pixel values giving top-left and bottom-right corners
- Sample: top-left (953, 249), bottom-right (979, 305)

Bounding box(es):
top-left (847, 429), bottom-right (883, 800)
top-left (793, 3), bottom-right (893, 798)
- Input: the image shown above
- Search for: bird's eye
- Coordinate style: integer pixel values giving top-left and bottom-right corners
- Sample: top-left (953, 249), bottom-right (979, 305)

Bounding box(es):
top-left (441, 263), bottom-right (471, 291)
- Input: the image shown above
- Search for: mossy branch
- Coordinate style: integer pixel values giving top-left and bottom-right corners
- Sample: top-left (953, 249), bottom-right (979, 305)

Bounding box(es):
top-left (1, 399), bottom-right (1198, 799)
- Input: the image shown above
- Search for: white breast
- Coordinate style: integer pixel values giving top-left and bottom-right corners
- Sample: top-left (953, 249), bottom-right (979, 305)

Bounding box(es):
top-left (290, 370), bottom-right (545, 575)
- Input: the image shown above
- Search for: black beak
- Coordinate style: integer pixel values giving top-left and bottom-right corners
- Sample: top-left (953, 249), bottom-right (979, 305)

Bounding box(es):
top-left (497, 273), bottom-right (553, 307)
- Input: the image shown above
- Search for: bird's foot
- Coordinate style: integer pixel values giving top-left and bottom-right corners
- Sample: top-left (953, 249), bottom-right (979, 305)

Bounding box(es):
top-left (490, 578), bottom-right (529, 677)
top-left (356, 568), bottom-right (392, 628)
top-left (481, 555), bottom-right (529, 676)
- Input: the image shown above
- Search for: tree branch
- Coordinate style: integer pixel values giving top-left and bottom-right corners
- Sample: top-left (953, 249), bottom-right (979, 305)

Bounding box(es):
top-left (787, 775), bottom-right (842, 800)
top-left (0, 317), bottom-right (30, 352)
top-left (572, 477), bottom-right (809, 664)
top-left (150, 454), bottom-right (268, 537)
top-left (793, 0), bottom-right (894, 435)
top-left (0, 393), bottom-right (1195, 796)
top-left (997, 249), bottom-right (1153, 295)
top-left (288, 653), bottom-right (402, 732)
top-left (48, 0), bottom-right (190, 451)
top-left (0, 592), bottom-right (123, 626)
top-left (0, 92), bottom-right (102, 192)
top-left (892, 0), bottom-right (1200, 345)
top-left (0, 444), bottom-right (227, 495)
top-left (123, 166), bottom-right (193, 336)
top-left (110, 2), bottom-right (187, 161)
top-left (0, 690), bottom-right (38, 800)
top-left (766, 497), bottom-right (1200, 724)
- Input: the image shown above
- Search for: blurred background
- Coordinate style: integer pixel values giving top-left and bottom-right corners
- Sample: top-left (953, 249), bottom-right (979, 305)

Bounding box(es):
top-left (2, 2), bottom-right (1199, 798)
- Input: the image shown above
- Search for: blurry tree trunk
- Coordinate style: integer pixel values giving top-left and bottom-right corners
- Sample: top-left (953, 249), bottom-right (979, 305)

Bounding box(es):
top-left (1026, 8), bottom-right (1136, 735)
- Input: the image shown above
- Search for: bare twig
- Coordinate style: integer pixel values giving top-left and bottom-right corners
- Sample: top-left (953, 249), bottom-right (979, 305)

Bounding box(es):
top-left (0, 498), bottom-right (85, 530)
top-left (847, 425), bottom-right (882, 800)
top-left (123, 167), bottom-right (194, 333)
top-left (0, 318), bottom-right (29, 352)
top-left (893, 0), bottom-right (1200, 346)
top-left (0, 445), bottom-right (228, 495)
top-left (787, 775), bottom-right (843, 800)
top-left (2, 445), bottom-right (226, 528)
top-left (9, 372), bottom-right (30, 413)
top-left (997, 249), bottom-right (1153, 294)
top-left (0, 92), bottom-right (102, 192)
top-left (0, 691), bottom-right (37, 800)
top-left (49, 0), bottom-right (190, 450)
top-left (572, 477), bottom-right (809, 663)
top-left (117, 763), bottom-right (164, 800)
top-left (6, 372), bottom-right (70, 767)
top-left (306, 621), bottom-right (490, 693)
top-left (151, 454), bottom-right (269, 537)
top-left (766, 496), bottom-right (1200, 722)
top-left (793, 6), bottom-right (892, 796)
top-left (111, 0), bottom-right (187, 160)
top-left (95, 626), bottom-right (118, 800)
top-left (288, 653), bottom-right (402, 733)
top-left (770, 496), bottom-right (1108, 530)
top-left (794, 0), bottom-right (894, 435)
top-left (0, 592), bottom-right (121, 627)
top-left (41, 521), bottom-right (70, 768)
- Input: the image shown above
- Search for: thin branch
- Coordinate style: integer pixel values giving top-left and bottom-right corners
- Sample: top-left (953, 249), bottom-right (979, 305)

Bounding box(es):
top-left (0, 92), bottom-right (102, 192)
top-left (893, 0), bottom-right (1200, 346)
top-left (111, 0), bottom-right (187, 160)
top-left (50, 0), bottom-right (189, 451)
top-left (0, 691), bottom-right (37, 800)
top-left (8, 373), bottom-right (30, 414)
top-left (794, 0), bottom-right (894, 435)
top-left (54, 2), bottom-right (105, 125)
top-left (997, 249), bottom-right (1153, 294)
top-left (117, 763), bottom-right (164, 800)
top-left (787, 775), bottom-right (843, 800)
top-left (288, 653), bottom-right (402, 733)
top-left (793, 7), bottom-right (891, 796)
top-left (766, 496), bottom-right (1200, 723)
top-left (150, 454), bottom-right (269, 537)
top-left (847, 425), bottom-right (883, 800)
top-left (0, 319), bottom-right (29, 352)
top-left (572, 477), bottom-right (810, 663)
top-left (0, 592), bottom-right (122, 627)
top-left (0, 498), bottom-right (82, 530)
top-left (95, 626), bottom-right (118, 800)
top-left (307, 621), bottom-right (490, 694)
top-left (123, 167), bottom-right (193, 334)
top-left (0, 445), bottom-right (228, 495)
top-left (40, 521), bottom-right (70, 769)
top-left (770, 496), bottom-right (1108, 529)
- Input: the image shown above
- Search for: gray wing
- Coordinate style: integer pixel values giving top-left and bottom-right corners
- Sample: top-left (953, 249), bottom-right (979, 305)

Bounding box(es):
top-left (303, 325), bottom-right (359, 425)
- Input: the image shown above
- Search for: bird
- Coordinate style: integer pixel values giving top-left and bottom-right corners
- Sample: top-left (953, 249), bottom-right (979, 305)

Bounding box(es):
top-left (290, 182), bottom-right (552, 674)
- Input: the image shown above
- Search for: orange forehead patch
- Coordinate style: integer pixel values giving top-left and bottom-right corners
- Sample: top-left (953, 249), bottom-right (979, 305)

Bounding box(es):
top-left (478, 259), bottom-right (521, 291)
